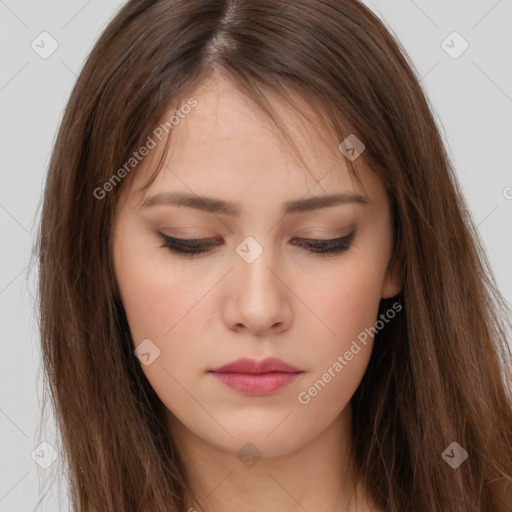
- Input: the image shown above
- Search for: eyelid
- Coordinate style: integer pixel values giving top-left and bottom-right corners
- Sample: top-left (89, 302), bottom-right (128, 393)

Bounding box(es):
top-left (158, 229), bottom-right (356, 258)
top-left (160, 234), bottom-right (221, 245)
top-left (158, 232), bottom-right (352, 243)
top-left (291, 230), bottom-right (356, 252)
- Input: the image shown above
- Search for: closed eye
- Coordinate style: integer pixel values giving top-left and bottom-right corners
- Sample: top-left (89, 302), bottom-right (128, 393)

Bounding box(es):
top-left (159, 230), bottom-right (356, 259)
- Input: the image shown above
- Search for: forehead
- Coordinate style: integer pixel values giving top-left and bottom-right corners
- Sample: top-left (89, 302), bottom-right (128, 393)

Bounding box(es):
top-left (124, 75), bottom-right (383, 209)
top-left (166, 76), bottom-right (344, 176)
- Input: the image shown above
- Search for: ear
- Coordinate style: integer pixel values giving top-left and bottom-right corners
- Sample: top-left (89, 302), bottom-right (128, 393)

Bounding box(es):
top-left (381, 246), bottom-right (403, 298)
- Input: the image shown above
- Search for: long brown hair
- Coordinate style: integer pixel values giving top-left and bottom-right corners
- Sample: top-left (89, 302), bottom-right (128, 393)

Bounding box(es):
top-left (35, 0), bottom-right (512, 510)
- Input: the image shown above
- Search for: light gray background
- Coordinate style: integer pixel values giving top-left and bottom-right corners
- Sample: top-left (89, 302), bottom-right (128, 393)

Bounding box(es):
top-left (1, 1), bottom-right (511, 510)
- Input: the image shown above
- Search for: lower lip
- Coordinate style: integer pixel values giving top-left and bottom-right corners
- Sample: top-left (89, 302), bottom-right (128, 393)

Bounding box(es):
top-left (211, 372), bottom-right (302, 395)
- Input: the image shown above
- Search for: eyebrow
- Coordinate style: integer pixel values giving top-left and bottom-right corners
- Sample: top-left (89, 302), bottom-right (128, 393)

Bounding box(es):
top-left (139, 191), bottom-right (369, 215)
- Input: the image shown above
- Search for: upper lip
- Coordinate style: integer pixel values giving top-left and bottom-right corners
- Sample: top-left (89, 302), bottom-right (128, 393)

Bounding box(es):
top-left (210, 357), bottom-right (302, 374)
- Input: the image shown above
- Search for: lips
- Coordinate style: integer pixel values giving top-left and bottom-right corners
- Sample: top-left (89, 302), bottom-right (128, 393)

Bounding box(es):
top-left (210, 357), bottom-right (302, 374)
top-left (209, 357), bottom-right (303, 396)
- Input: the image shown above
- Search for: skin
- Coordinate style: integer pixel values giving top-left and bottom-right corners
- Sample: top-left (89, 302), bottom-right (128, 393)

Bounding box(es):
top-left (112, 73), bottom-right (401, 512)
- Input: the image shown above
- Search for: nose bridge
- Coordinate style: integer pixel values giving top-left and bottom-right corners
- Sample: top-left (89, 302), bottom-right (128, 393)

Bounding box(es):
top-left (235, 235), bottom-right (279, 297)
top-left (227, 235), bottom-right (290, 333)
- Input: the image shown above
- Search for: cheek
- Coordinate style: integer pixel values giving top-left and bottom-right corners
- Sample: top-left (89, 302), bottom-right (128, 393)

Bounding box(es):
top-left (116, 257), bottom-right (208, 360)
top-left (291, 260), bottom-right (387, 430)
top-left (294, 241), bottom-right (390, 399)
top-left (114, 237), bottom-right (222, 405)
top-left (114, 226), bottom-right (204, 342)
top-left (116, 259), bottom-right (174, 341)
top-left (308, 252), bottom-right (389, 356)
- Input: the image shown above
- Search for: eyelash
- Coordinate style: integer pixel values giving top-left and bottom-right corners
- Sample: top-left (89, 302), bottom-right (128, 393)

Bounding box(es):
top-left (159, 231), bottom-right (356, 259)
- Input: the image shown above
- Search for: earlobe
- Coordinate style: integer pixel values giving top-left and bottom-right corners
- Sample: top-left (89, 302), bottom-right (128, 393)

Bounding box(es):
top-left (381, 248), bottom-right (403, 298)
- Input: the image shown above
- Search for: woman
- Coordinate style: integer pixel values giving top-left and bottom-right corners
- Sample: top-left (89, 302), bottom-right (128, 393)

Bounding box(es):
top-left (36, 0), bottom-right (512, 511)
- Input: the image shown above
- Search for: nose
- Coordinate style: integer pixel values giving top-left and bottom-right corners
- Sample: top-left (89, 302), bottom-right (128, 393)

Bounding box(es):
top-left (222, 239), bottom-right (293, 336)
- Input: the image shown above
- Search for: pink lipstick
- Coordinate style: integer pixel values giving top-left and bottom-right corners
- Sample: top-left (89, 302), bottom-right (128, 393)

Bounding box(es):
top-left (209, 357), bottom-right (303, 396)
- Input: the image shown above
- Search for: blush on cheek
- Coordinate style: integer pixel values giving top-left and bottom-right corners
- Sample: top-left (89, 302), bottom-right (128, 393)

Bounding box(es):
top-left (321, 278), bottom-right (383, 339)
top-left (117, 240), bottom-right (186, 326)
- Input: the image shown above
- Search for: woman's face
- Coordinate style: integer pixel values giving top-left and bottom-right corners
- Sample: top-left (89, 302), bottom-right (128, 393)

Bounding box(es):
top-left (112, 75), bottom-right (398, 457)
